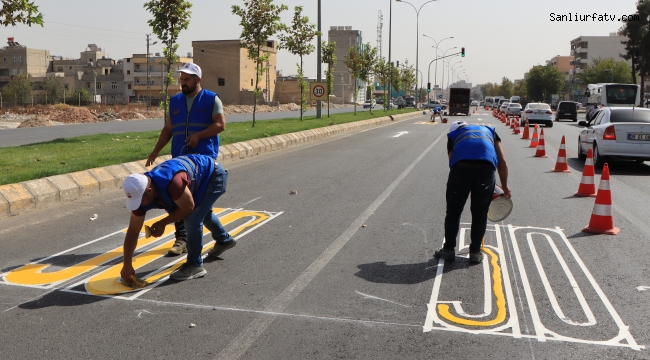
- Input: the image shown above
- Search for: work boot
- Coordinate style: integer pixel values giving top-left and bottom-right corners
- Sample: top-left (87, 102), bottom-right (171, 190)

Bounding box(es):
top-left (170, 263), bottom-right (207, 281)
top-left (469, 251), bottom-right (484, 264)
top-left (433, 248), bottom-right (455, 261)
top-left (208, 239), bottom-right (237, 258)
top-left (167, 240), bottom-right (187, 256)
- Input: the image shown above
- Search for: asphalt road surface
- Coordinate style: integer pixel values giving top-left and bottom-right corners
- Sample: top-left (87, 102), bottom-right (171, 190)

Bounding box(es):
top-left (0, 106), bottom-right (357, 148)
top-left (1, 108), bottom-right (650, 359)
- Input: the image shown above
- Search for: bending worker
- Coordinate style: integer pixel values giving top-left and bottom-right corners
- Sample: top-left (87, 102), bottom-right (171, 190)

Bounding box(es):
top-left (434, 121), bottom-right (511, 264)
top-left (145, 63), bottom-right (231, 256)
top-left (121, 154), bottom-right (234, 281)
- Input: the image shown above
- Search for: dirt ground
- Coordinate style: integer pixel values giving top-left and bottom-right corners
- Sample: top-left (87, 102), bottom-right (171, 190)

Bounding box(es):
top-left (0, 102), bottom-right (353, 129)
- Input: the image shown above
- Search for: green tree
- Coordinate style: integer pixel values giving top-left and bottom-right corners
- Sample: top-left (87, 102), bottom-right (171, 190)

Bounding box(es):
top-left (500, 77), bottom-right (513, 99)
top-left (620, 15), bottom-right (643, 85)
top-left (321, 40), bottom-right (336, 117)
top-left (358, 43), bottom-right (377, 114)
top-left (144, 0), bottom-right (192, 121)
top-left (232, 0), bottom-right (287, 127)
top-left (2, 73), bottom-right (33, 105)
top-left (66, 88), bottom-right (92, 106)
top-left (278, 6), bottom-right (320, 121)
top-left (344, 46), bottom-right (364, 114)
top-left (577, 57), bottom-right (632, 85)
top-left (400, 60), bottom-right (416, 96)
top-left (513, 79), bottom-right (527, 98)
top-left (374, 58), bottom-right (390, 111)
top-left (389, 62), bottom-right (402, 98)
top-left (42, 74), bottom-right (64, 104)
top-left (526, 65), bottom-right (565, 103)
top-left (0, 0), bottom-right (42, 27)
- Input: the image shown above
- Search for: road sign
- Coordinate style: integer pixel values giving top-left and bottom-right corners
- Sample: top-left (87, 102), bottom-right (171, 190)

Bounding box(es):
top-left (310, 82), bottom-right (327, 101)
top-left (438, 94), bottom-right (443, 99)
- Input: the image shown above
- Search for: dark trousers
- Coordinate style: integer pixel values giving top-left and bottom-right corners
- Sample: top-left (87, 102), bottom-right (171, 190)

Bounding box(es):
top-left (444, 161), bottom-right (496, 252)
top-left (175, 220), bottom-right (187, 242)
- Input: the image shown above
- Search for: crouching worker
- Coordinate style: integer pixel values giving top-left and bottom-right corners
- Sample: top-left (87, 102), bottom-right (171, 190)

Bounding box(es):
top-left (120, 154), bottom-right (235, 281)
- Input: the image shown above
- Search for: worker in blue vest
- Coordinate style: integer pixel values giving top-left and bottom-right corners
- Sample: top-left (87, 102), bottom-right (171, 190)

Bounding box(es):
top-left (145, 63), bottom-right (235, 258)
top-left (121, 154), bottom-right (231, 281)
top-left (434, 121), bottom-right (511, 264)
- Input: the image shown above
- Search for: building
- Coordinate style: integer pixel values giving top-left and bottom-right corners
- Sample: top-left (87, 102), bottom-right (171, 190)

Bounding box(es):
top-left (546, 55), bottom-right (574, 99)
top-left (0, 37), bottom-right (50, 87)
top-left (122, 53), bottom-right (193, 104)
top-left (328, 26), bottom-right (365, 104)
top-left (569, 33), bottom-right (627, 100)
top-left (191, 40), bottom-right (277, 105)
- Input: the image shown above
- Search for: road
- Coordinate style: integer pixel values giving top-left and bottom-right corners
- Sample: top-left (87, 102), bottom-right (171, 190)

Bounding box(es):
top-left (1, 108), bottom-right (649, 359)
top-left (0, 106), bottom-right (357, 148)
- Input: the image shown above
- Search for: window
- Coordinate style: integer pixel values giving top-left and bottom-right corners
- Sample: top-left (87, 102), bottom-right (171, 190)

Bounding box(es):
top-left (104, 69), bottom-right (109, 75)
top-left (127, 58), bottom-right (131, 62)
top-left (11, 69), bottom-right (16, 75)
top-left (127, 70), bottom-right (131, 75)
top-left (96, 82), bottom-right (102, 90)
top-left (251, 79), bottom-right (254, 86)
top-left (267, 41), bottom-right (274, 48)
top-left (12, 56), bottom-right (16, 62)
top-left (0, 69), bottom-right (8, 76)
top-left (111, 82), bottom-right (117, 90)
top-left (127, 83), bottom-right (132, 90)
top-left (86, 82), bottom-right (91, 89)
top-left (136, 64), bottom-right (140, 71)
top-left (2, 57), bottom-right (6, 62)
top-left (64, 84), bottom-right (69, 90)
top-left (218, 78), bottom-right (225, 86)
top-left (18, 56), bottom-right (22, 63)
top-left (18, 69), bottom-right (24, 74)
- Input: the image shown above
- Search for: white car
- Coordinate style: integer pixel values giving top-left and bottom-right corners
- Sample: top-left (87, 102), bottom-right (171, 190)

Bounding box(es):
top-left (521, 103), bottom-right (553, 127)
top-left (578, 107), bottom-right (650, 168)
top-left (499, 101), bottom-right (510, 114)
top-left (505, 103), bottom-right (522, 116)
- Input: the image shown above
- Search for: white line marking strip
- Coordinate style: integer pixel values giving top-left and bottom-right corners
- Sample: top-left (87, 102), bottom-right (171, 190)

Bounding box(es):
top-left (217, 130), bottom-right (448, 360)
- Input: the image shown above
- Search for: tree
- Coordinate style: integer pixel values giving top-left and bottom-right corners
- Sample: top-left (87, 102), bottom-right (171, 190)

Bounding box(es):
top-left (577, 57), bottom-right (632, 85)
top-left (400, 60), bottom-right (416, 96)
top-left (526, 65), bottom-right (565, 103)
top-left (321, 40), bottom-right (336, 117)
top-left (500, 77), bottom-right (513, 99)
top-left (620, 16), bottom-right (643, 85)
top-left (374, 58), bottom-right (390, 111)
top-left (144, 0), bottom-right (192, 122)
top-left (66, 88), bottom-right (92, 106)
top-left (358, 43), bottom-right (377, 114)
top-left (389, 62), bottom-right (402, 98)
top-left (513, 79), bottom-right (527, 99)
top-left (278, 6), bottom-right (320, 121)
top-left (42, 75), bottom-right (64, 104)
top-left (0, 0), bottom-right (42, 27)
top-left (344, 46), bottom-right (363, 114)
top-left (232, 0), bottom-right (287, 127)
top-left (2, 73), bottom-right (33, 105)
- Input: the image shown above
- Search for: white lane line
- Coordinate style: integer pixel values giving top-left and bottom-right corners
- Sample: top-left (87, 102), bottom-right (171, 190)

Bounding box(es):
top-left (638, 286), bottom-right (650, 292)
top-left (217, 131), bottom-right (448, 360)
top-left (393, 131), bottom-right (409, 138)
top-left (355, 291), bottom-right (410, 308)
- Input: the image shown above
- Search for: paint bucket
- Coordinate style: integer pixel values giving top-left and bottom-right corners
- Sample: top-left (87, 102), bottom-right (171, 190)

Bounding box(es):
top-left (488, 185), bottom-right (513, 222)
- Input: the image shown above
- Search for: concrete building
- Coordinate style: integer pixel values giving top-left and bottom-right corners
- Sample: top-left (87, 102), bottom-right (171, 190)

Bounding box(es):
top-left (191, 40), bottom-right (277, 105)
top-left (122, 53), bottom-right (193, 104)
top-left (0, 37), bottom-right (50, 87)
top-left (328, 26), bottom-right (365, 104)
top-left (546, 55), bottom-right (574, 99)
top-left (569, 33), bottom-right (627, 100)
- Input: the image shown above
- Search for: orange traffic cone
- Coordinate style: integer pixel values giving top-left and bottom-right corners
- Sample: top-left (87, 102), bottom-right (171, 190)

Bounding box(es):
top-left (529, 125), bottom-right (539, 148)
top-left (521, 119), bottom-right (530, 140)
top-left (513, 118), bottom-right (521, 134)
top-left (534, 128), bottom-right (548, 157)
top-left (582, 163), bottom-right (620, 235)
top-left (552, 135), bottom-right (571, 172)
top-left (574, 148), bottom-right (597, 197)
top-left (510, 117), bottom-right (516, 130)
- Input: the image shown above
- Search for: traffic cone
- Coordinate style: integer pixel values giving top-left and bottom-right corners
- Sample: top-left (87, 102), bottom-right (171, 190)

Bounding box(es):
top-left (552, 135), bottom-right (571, 172)
top-left (574, 148), bottom-right (597, 197)
top-left (513, 118), bottom-right (521, 134)
top-left (529, 125), bottom-right (539, 148)
top-left (521, 120), bottom-right (530, 140)
top-left (534, 128), bottom-right (548, 157)
top-left (510, 117), bottom-right (516, 130)
top-left (582, 163), bottom-right (620, 235)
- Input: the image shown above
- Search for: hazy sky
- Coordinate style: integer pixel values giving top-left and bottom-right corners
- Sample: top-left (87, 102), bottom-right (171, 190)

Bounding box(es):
top-left (6, 0), bottom-right (639, 86)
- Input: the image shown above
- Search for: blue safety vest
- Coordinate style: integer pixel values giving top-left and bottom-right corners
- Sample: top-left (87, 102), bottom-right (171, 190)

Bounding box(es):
top-left (140, 154), bottom-right (215, 212)
top-left (169, 89), bottom-right (220, 159)
top-left (448, 125), bottom-right (498, 169)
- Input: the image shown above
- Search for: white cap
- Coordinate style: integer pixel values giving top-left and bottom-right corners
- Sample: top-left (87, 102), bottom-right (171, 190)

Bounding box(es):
top-left (178, 63), bottom-right (202, 78)
top-left (449, 121), bottom-right (468, 133)
top-left (123, 174), bottom-right (148, 211)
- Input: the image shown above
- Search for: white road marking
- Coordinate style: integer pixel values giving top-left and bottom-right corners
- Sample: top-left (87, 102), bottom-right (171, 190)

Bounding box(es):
top-left (355, 291), bottom-right (410, 308)
top-left (637, 286), bottom-right (650, 292)
top-left (393, 131), bottom-right (409, 138)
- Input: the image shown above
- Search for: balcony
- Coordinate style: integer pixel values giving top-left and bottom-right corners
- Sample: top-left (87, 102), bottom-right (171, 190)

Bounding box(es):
top-left (575, 47), bottom-right (587, 54)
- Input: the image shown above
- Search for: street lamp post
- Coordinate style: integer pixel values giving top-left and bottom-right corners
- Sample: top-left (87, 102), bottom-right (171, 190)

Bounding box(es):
top-left (447, 60), bottom-right (462, 97)
top-left (396, 0), bottom-right (438, 107)
top-left (423, 34), bottom-right (452, 99)
top-left (388, 0), bottom-right (393, 104)
top-left (316, 0), bottom-right (322, 118)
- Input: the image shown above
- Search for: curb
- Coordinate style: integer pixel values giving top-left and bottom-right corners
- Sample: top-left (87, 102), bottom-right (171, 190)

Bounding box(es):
top-left (0, 111), bottom-right (420, 219)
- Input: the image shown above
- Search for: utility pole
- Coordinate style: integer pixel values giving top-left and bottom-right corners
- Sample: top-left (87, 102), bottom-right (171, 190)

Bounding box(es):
top-left (388, 0), bottom-right (392, 106)
top-left (316, 0), bottom-right (322, 118)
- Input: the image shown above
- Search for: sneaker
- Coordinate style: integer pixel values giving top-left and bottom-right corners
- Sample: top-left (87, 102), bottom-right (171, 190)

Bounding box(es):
top-left (170, 263), bottom-right (207, 281)
top-left (167, 240), bottom-right (187, 256)
top-left (433, 248), bottom-right (455, 261)
top-left (469, 251), bottom-right (484, 264)
top-left (208, 239), bottom-right (237, 258)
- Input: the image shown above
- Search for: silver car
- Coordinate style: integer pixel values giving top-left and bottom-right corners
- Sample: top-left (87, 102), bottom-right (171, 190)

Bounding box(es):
top-left (505, 103), bottom-right (522, 116)
top-left (499, 101), bottom-right (510, 114)
top-left (578, 107), bottom-right (650, 167)
top-left (521, 103), bottom-right (553, 127)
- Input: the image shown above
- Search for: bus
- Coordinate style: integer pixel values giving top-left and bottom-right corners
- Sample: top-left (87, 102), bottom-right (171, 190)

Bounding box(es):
top-left (586, 83), bottom-right (640, 107)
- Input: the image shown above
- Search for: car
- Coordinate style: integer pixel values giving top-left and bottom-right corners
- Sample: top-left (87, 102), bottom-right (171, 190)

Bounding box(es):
top-left (426, 100), bottom-right (449, 113)
top-left (375, 98), bottom-right (384, 104)
top-left (404, 96), bottom-right (416, 108)
top-left (521, 102), bottom-right (553, 127)
top-left (578, 107), bottom-right (650, 167)
top-left (499, 101), bottom-right (510, 114)
top-left (363, 100), bottom-right (375, 109)
top-left (509, 96), bottom-right (521, 104)
top-left (505, 102), bottom-right (522, 116)
top-left (556, 101), bottom-right (578, 122)
top-left (395, 96), bottom-right (406, 109)
top-left (479, 101), bottom-right (485, 106)
top-left (471, 100), bottom-right (479, 107)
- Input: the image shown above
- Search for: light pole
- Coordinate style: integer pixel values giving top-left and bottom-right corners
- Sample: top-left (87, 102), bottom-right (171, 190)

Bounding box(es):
top-left (396, 0), bottom-right (438, 107)
top-left (388, 0), bottom-right (393, 103)
top-left (316, 0), bottom-right (322, 118)
top-left (423, 34), bottom-right (452, 99)
top-left (447, 60), bottom-right (462, 97)
top-left (427, 47), bottom-right (456, 101)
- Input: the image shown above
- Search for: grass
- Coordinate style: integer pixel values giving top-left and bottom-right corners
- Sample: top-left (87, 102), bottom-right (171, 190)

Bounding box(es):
top-left (0, 108), bottom-right (416, 185)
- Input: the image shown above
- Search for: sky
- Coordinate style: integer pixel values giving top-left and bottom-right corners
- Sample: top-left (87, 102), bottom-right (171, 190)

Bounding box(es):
top-left (5, 0), bottom-right (640, 87)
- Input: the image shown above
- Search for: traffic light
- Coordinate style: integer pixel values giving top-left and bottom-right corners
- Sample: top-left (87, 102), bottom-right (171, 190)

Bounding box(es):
top-left (461, 47), bottom-right (465, 57)
top-left (427, 82), bottom-right (431, 93)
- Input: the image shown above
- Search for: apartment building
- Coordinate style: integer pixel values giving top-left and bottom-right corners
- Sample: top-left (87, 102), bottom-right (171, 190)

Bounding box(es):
top-left (122, 53), bottom-right (193, 104)
top-left (0, 38), bottom-right (49, 87)
top-left (328, 26), bottom-right (365, 104)
top-left (569, 33), bottom-right (627, 100)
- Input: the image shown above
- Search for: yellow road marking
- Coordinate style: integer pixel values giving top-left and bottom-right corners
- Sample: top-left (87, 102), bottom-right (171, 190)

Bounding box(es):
top-left (437, 248), bottom-right (507, 326)
top-left (414, 121), bottom-right (439, 125)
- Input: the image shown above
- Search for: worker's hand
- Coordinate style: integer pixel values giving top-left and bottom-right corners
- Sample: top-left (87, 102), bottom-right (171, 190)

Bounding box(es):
top-left (120, 264), bottom-right (135, 284)
top-left (146, 151), bottom-right (159, 167)
top-left (185, 134), bottom-right (200, 149)
top-left (150, 221), bottom-right (166, 237)
top-left (501, 185), bottom-right (512, 199)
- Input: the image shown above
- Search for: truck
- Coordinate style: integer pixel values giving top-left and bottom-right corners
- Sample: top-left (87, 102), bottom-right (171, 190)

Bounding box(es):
top-left (448, 88), bottom-right (471, 116)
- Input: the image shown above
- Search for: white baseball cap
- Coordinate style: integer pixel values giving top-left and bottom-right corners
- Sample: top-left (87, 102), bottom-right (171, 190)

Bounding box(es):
top-left (123, 174), bottom-right (148, 211)
top-left (178, 63), bottom-right (202, 78)
top-left (449, 121), bottom-right (468, 133)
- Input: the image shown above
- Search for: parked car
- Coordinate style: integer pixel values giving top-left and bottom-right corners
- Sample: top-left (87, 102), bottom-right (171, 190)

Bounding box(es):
top-left (521, 103), bottom-right (553, 127)
top-left (375, 98), bottom-right (384, 104)
top-left (556, 101), bottom-right (578, 122)
top-left (363, 100), bottom-right (375, 109)
top-left (499, 101), bottom-right (510, 114)
top-left (505, 102), bottom-right (522, 116)
top-left (578, 107), bottom-right (650, 167)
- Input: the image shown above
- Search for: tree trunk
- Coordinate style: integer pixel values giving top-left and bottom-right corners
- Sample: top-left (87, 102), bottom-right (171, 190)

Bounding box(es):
top-left (252, 46), bottom-right (261, 127)
top-left (327, 68), bottom-right (330, 118)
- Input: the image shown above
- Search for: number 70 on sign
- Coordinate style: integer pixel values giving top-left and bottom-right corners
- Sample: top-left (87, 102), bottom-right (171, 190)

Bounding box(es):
top-left (310, 82), bottom-right (328, 101)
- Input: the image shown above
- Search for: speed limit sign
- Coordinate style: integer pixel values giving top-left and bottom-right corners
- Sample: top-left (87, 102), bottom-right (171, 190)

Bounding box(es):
top-left (310, 82), bottom-right (327, 101)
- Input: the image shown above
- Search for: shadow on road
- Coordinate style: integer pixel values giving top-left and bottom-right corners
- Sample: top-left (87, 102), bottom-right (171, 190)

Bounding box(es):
top-left (19, 290), bottom-right (105, 310)
top-left (354, 258), bottom-right (443, 285)
top-left (567, 157), bottom-right (650, 176)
